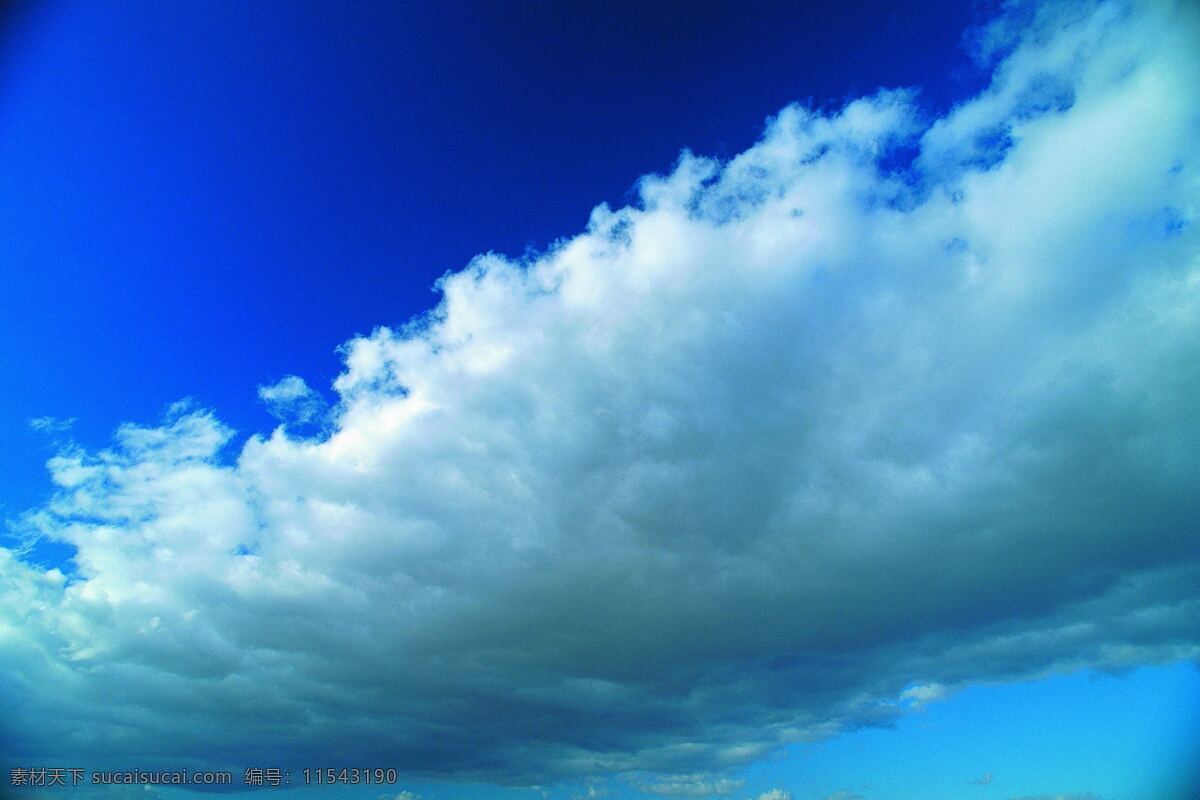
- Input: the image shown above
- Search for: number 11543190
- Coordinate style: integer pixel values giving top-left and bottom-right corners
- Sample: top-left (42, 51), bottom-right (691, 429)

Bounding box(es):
top-left (303, 767), bottom-right (398, 785)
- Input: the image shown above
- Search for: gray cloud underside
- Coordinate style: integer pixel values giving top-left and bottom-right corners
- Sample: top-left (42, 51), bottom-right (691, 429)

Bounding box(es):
top-left (3, 0), bottom-right (1199, 785)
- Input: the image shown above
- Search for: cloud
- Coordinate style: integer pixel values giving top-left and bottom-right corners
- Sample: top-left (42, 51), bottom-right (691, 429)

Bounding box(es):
top-left (28, 416), bottom-right (76, 434)
top-left (755, 790), bottom-right (792, 800)
top-left (2, 0), bottom-right (1200, 787)
top-left (258, 374), bottom-right (327, 427)
top-left (638, 775), bottom-right (745, 797)
top-left (820, 791), bottom-right (863, 800)
top-left (971, 772), bottom-right (994, 785)
top-left (899, 682), bottom-right (948, 708)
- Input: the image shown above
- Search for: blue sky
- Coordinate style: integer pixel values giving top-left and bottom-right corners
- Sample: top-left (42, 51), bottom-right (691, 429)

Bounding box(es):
top-left (2, 1), bottom-right (1199, 799)
top-left (0, 0), bottom-right (984, 519)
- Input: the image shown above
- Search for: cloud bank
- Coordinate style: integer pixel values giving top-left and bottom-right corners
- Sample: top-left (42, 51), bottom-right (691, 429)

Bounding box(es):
top-left (3, 0), bottom-right (1199, 786)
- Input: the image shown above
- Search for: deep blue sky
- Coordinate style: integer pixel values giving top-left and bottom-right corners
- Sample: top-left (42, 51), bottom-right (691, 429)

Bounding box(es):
top-left (0, 0), bottom-right (991, 518)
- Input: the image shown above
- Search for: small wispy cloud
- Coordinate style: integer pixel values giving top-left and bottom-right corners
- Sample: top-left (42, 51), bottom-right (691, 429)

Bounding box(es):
top-left (900, 683), bottom-right (948, 708)
top-left (258, 374), bottom-right (327, 426)
top-left (639, 775), bottom-right (745, 797)
top-left (29, 416), bottom-right (75, 434)
top-left (821, 790), bottom-right (864, 800)
top-left (755, 789), bottom-right (792, 800)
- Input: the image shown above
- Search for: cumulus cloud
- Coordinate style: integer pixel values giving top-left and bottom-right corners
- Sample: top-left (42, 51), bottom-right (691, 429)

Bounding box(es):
top-left (3, 0), bottom-right (1200, 788)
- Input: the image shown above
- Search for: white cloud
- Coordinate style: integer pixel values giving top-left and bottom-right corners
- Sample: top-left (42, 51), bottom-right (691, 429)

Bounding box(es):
top-left (638, 775), bottom-right (745, 797)
top-left (972, 772), bottom-right (994, 785)
top-left (571, 785), bottom-right (608, 800)
top-left (900, 682), bottom-right (948, 708)
top-left (258, 374), bottom-right (327, 427)
top-left (755, 789), bottom-right (792, 800)
top-left (29, 416), bottom-right (75, 434)
top-left (2, 0), bottom-right (1199, 787)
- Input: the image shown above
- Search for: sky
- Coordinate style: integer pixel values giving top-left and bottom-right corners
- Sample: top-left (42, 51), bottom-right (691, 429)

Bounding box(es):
top-left (1, 1), bottom-right (1199, 800)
